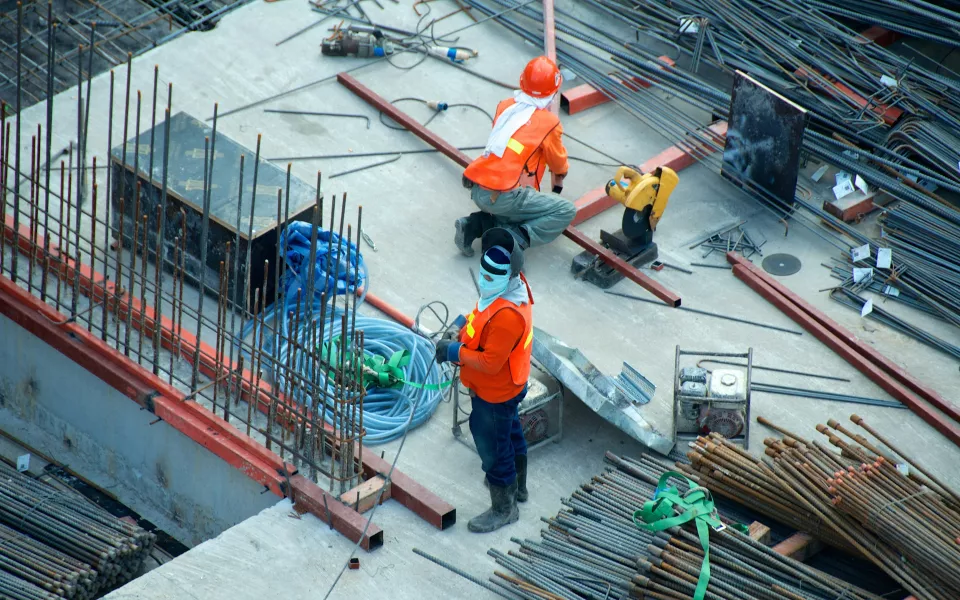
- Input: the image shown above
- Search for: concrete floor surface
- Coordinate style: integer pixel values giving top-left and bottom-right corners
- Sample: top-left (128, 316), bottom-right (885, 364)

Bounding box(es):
top-left (9, 0), bottom-right (960, 597)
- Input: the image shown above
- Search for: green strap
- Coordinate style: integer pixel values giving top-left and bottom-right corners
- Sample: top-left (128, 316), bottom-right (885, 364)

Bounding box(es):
top-left (633, 471), bottom-right (724, 600)
top-left (319, 338), bottom-right (453, 391)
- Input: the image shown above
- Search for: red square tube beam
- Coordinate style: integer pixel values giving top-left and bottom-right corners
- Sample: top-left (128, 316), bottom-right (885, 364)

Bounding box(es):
top-left (560, 56), bottom-right (676, 115)
top-left (572, 120), bottom-right (728, 226)
top-left (728, 256), bottom-right (960, 448)
top-left (338, 73), bottom-right (681, 307)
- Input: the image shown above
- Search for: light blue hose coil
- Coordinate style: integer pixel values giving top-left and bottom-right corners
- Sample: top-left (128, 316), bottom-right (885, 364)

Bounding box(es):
top-left (239, 223), bottom-right (446, 444)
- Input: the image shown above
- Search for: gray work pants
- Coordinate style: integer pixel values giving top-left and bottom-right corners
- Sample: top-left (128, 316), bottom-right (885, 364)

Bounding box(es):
top-left (470, 186), bottom-right (576, 248)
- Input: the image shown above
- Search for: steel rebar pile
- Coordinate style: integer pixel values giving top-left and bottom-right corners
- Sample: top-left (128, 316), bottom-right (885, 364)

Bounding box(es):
top-left (481, 451), bottom-right (884, 600)
top-left (682, 416), bottom-right (960, 600)
top-left (0, 460), bottom-right (155, 599)
top-left (828, 288), bottom-right (960, 361)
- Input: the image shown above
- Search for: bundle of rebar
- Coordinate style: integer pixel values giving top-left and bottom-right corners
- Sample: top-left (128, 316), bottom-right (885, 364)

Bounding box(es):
top-left (680, 415), bottom-right (960, 600)
top-left (483, 452), bottom-right (883, 600)
top-left (0, 460), bottom-right (155, 599)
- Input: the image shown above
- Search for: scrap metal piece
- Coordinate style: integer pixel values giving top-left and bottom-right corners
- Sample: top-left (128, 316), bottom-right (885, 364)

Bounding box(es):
top-left (614, 362), bottom-right (656, 405)
top-left (532, 327), bottom-right (673, 454)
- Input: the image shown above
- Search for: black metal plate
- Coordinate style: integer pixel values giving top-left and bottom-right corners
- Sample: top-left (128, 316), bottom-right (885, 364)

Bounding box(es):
top-left (762, 253), bottom-right (802, 276)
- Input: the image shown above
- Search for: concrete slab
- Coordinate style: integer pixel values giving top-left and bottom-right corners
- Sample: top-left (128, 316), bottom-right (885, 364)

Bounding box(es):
top-left (6, 1), bottom-right (960, 596)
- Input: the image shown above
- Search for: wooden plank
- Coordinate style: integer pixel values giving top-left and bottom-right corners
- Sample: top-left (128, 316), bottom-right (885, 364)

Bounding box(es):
top-left (340, 476), bottom-right (391, 514)
top-left (772, 532), bottom-right (823, 562)
top-left (747, 521), bottom-right (771, 544)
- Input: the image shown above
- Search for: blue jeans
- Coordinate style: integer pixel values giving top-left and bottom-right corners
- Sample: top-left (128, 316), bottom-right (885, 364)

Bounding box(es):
top-left (469, 387), bottom-right (528, 487)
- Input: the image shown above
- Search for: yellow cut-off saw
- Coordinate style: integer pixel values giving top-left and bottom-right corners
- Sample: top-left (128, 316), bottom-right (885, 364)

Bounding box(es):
top-left (605, 165), bottom-right (679, 246)
top-left (572, 165), bottom-right (679, 288)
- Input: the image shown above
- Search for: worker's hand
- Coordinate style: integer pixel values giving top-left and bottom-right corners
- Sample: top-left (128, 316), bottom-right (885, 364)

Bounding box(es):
top-left (551, 172), bottom-right (566, 195)
top-left (435, 340), bottom-right (463, 364)
top-left (442, 315), bottom-right (467, 341)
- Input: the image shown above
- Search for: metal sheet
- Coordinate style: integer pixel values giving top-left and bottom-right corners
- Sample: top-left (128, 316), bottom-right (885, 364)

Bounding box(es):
top-left (532, 327), bottom-right (673, 454)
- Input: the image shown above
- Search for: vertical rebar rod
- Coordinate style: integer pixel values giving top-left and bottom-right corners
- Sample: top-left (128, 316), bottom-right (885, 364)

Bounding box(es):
top-left (247, 290), bottom-right (260, 437)
top-left (72, 44), bottom-right (83, 316)
top-left (168, 236), bottom-right (179, 382)
top-left (155, 87), bottom-right (172, 370)
top-left (12, 1), bottom-right (22, 282)
top-left (124, 180), bottom-right (140, 356)
top-left (89, 178), bottom-right (97, 333)
top-left (1, 117), bottom-right (8, 277)
top-left (27, 135), bottom-right (35, 290)
top-left (100, 74), bottom-right (113, 340)
top-left (242, 135), bottom-right (261, 331)
top-left (220, 247), bottom-right (229, 420)
top-left (138, 213), bottom-right (148, 361)
top-left (273, 189), bottom-right (282, 378)
top-left (116, 54), bottom-right (131, 298)
top-left (212, 260), bottom-right (225, 415)
top-left (54, 160), bottom-right (63, 311)
top-left (177, 213), bottom-right (185, 354)
top-left (192, 134), bottom-right (212, 390)
top-left (228, 153), bottom-right (244, 410)
top-left (80, 25), bottom-right (94, 211)
top-left (102, 69), bottom-right (113, 341)
top-left (114, 192), bottom-right (123, 343)
top-left (41, 1), bottom-right (54, 303)
top-left (152, 204), bottom-right (162, 373)
top-left (262, 260), bottom-right (273, 450)
top-left (280, 162), bottom-right (291, 288)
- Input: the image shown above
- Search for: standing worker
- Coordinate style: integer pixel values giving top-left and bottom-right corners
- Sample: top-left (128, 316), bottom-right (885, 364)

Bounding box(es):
top-left (436, 228), bottom-right (534, 533)
top-left (456, 56), bottom-right (575, 256)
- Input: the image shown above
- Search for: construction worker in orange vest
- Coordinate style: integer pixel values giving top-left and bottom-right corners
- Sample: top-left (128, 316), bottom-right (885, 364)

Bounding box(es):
top-left (435, 228), bottom-right (534, 533)
top-left (456, 56), bottom-right (575, 256)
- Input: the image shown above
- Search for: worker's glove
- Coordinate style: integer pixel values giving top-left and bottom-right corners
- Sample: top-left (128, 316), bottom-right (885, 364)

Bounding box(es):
top-left (551, 172), bottom-right (566, 195)
top-left (442, 314), bottom-right (467, 341)
top-left (435, 340), bottom-right (463, 364)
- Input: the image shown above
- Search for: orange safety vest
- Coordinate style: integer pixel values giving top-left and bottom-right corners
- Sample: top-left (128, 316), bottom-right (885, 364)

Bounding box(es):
top-left (458, 275), bottom-right (535, 400)
top-left (463, 99), bottom-right (561, 192)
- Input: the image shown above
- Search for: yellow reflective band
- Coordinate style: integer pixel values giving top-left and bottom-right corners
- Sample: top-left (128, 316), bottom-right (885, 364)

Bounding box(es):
top-left (523, 329), bottom-right (534, 349)
top-left (506, 138), bottom-right (525, 155)
top-left (466, 312), bottom-right (477, 338)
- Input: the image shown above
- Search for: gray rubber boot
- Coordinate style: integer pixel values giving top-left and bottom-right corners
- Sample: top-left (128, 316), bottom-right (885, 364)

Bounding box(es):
top-left (515, 455), bottom-right (528, 503)
top-left (454, 215), bottom-right (479, 257)
top-left (468, 481), bottom-right (519, 533)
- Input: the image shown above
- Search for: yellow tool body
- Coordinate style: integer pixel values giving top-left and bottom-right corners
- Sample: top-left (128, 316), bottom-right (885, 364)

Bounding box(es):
top-left (605, 166), bottom-right (679, 231)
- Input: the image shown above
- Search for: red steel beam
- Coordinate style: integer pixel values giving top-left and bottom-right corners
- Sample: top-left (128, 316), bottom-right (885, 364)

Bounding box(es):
top-left (571, 120), bottom-right (728, 226)
top-left (728, 260), bottom-right (960, 448)
top-left (728, 252), bottom-right (960, 425)
top-left (560, 56), bottom-right (676, 115)
top-left (2, 216), bottom-right (451, 536)
top-left (794, 68), bottom-right (902, 125)
top-left (338, 72), bottom-right (681, 307)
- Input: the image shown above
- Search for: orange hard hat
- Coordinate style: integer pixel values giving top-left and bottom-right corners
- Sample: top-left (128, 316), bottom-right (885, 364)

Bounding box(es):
top-left (520, 56), bottom-right (562, 98)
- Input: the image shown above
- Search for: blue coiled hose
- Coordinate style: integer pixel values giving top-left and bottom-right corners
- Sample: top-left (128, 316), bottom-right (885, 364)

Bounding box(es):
top-left (239, 224), bottom-right (448, 444)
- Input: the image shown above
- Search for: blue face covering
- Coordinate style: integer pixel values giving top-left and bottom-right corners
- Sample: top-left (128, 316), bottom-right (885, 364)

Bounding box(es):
top-left (477, 246), bottom-right (511, 311)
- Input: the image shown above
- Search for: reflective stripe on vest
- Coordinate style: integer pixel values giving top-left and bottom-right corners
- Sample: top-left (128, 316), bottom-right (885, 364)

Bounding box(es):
top-left (462, 99), bottom-right (560, 192)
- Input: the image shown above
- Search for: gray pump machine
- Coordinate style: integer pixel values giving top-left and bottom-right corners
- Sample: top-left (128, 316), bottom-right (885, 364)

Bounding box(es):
top-left (673, 346), bottom-right (753, 448)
